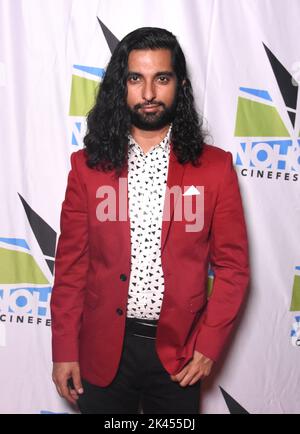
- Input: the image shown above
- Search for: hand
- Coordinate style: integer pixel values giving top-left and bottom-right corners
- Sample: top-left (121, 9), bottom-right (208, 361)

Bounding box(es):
top-left (52, 361), bottom-right (84, 406)
top-left (170, 350), bottom-right (214, 387)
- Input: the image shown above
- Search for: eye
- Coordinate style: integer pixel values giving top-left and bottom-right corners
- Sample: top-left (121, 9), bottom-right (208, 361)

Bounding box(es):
top-left (128, 74), bottom-right (140, 82)
top-left (157, 75), bottom-right (170, 83)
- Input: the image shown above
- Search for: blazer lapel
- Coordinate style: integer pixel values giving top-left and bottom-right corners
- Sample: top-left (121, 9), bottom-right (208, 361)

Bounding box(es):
top-left (110, 161), bottom-right (131, 262)
top-left (115, 143), bottom-right (186, 259)
top-left (161, 143), bottom-right (186, 254)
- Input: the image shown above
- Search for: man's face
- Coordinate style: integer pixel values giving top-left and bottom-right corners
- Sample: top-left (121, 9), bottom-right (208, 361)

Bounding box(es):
top-left (126, 48), bottom-right (178, 131)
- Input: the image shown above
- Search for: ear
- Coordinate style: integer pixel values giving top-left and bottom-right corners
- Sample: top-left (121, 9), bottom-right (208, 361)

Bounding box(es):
top-left (181, 79), bottom-right (189, 96)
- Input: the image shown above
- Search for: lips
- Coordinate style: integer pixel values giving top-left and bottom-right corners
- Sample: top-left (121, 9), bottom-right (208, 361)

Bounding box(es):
top-left (141, 105), bottom-right (161, 112)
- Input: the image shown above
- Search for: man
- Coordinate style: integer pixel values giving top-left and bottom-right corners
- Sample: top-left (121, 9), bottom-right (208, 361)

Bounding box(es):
top-left (51, 27), bottom-right (249, 414)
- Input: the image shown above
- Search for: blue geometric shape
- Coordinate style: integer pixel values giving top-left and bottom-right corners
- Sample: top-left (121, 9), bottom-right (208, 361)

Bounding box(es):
top-left (295, 266), bottom-right (300, 271)
top-left (235, 154), bottom-right (243, 166)
top-left (278, 160), bottom-right (286, 170)
top-left (73, 65), bottom-right (105, 78)
top-left (33, 287), bottom-right (52, 301)
top-left (72, 122), bottom-right (82, 146)
top-left (0, 238), bottom-right (30, 250)
top-left (235, 142), bottom-right (246, 166)
top-left (240, 87), bottom-right (272, 101)
top-left (208, 268), bottom-right (215, 278)
top-left (40, 410), bottom-right (69, 414)
top-left (71, 133), bottom-right (78, 146)
top-left (16, 296), bottom-right (28, 308)
top-left (256, 149), bottom-right (268, 162)
top-left (38, 306), bottom-right (47, 316)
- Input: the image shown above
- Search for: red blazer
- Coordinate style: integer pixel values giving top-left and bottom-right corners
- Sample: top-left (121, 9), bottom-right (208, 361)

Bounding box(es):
top-left (51, 144), bottom-right (249, 387)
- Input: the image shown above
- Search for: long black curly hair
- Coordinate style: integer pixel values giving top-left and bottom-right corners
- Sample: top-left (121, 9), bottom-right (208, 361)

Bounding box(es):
top-left (83, 27), bottom-right (206, 176)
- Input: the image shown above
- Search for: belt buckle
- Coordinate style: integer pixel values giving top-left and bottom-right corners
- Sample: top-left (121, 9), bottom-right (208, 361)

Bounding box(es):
top-left (128, 318), bottom-right (157, 339)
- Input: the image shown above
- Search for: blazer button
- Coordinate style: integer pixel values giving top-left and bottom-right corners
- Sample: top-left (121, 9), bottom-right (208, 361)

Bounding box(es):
top-left (116, 308), bottom-right (123, 316)
top-left (120, 274), bottom-right (127, 281)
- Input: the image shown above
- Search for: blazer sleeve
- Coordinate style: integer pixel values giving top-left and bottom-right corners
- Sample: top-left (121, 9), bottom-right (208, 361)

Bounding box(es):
top-left (194, 151), bottom-right (250, 362)
top-left (50, 150), bottom-right (89, 362)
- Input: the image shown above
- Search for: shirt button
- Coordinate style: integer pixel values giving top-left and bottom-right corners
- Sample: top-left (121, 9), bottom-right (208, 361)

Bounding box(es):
top-left (116, 308), bottom-right (123, 316)
top-left (120, 274), bottom-right (127, 281)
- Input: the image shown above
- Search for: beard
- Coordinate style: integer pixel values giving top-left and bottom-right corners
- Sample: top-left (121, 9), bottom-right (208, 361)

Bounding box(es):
top-left (128, 96), bottom-right (177, 131)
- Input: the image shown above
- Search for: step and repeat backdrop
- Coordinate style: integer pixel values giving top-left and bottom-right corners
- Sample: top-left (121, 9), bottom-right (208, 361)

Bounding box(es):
top-left (0, 0), bottom-right (299, 413)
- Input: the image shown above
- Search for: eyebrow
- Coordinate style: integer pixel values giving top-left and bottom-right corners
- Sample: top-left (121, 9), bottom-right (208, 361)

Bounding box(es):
top-left (127, 71), bottom-right (175, 78)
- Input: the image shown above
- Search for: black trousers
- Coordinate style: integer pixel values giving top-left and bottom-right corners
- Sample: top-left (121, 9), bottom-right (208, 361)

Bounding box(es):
top-left (77, 317), bottom-right (201, 414)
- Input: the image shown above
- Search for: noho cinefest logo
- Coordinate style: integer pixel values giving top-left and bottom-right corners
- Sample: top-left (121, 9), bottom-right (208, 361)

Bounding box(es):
top-left (0, 19), bottom-right (114, 331)
top-left (0, 194), bottom-right (55, 329)
top-left (69, 24), bottom-right (300, 186)
top-left (69, 18), bottom-right (118, 147)
top-left (290, 265), bottom-right (300, 347)
top-left (234, 43), bottom-right (299, 182)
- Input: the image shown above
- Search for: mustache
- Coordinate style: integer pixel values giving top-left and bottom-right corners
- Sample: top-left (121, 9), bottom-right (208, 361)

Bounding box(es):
top-left (133, 101), bottom-right (165, 110)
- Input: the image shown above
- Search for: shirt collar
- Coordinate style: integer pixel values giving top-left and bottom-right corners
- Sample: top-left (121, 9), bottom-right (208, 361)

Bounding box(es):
top-left (128, 124), bottom-right (172, 155)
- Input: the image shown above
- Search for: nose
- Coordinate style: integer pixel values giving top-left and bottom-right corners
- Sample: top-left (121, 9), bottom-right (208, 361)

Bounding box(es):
top-left (142, 80), bottom-right (156, 102)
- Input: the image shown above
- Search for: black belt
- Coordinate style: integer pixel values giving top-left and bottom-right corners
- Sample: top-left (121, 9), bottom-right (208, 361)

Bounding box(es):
top-left (125, 317), bottom-right (158, 339)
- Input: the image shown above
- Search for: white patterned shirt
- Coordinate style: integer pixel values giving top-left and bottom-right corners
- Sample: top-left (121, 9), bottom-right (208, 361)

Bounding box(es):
top-left (126, 126), bottom-right (172, 320)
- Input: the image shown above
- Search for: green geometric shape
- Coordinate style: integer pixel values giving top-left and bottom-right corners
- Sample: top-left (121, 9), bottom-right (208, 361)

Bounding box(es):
top-left (290, 275), bottom-right (300, 311)
top-left (0, 248), bottom-right (49, 284)
top-left (69, 75), bottom-right (100, 116)
top-left (207, 276), bottom-right (214, 298)
top-left (234, 97), bottom-right (290, 137)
